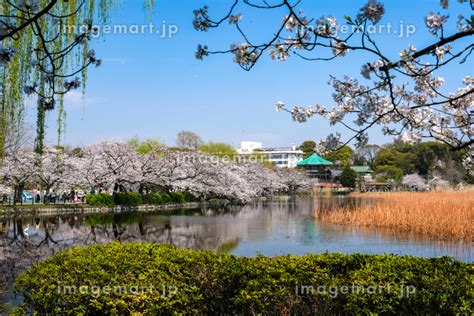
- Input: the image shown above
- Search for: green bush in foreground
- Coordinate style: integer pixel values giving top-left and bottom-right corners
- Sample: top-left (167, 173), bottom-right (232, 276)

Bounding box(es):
top-left (85, 193), bottom-right (114, 207)
top-left (14, 243), bottom-right (473, 315)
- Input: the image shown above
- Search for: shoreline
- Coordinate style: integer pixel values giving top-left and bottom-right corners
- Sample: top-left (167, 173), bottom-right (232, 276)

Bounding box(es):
top-left (0, 202), bottom-right (202, 218)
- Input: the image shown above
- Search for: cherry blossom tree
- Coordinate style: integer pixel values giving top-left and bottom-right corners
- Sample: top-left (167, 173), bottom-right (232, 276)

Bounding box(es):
top-left (77, 141), bottom-right (139, 193)
top-left (0, 149), bottom-right (35, 204)
top-left (170, 152), bottom-right (256, 202)
top-left (276, 168), bottom-right (312, 193)
top-left (1, 141), bottom-right (312, 204)
top-left (193, 0), bottom-right (473, 155)
top-left (402, 174), bottom-right (429, 191)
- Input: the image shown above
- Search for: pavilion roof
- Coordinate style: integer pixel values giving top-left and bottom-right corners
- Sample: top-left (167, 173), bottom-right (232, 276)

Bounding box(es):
top-left (297, 153), bottom-right (333, 166)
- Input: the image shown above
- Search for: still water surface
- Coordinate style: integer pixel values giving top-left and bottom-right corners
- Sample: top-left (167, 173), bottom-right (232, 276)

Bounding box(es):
top-left (1, 196), bottom-right (472, 306)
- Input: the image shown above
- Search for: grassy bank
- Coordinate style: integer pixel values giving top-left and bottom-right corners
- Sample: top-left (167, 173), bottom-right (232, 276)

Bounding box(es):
top-left (14, 242), bottom-right (473, 315)
top-left (314, 192), bottom-right (473, 241)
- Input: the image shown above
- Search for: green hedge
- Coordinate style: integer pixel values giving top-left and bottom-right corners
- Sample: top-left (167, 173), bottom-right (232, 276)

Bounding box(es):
top-left (113, 192), bottom-right (142, 206)
top-left (85, 193), bottom-right (114, 207)
top-left (169, 192), bottom-right (185, 204)
top-left (160, 193), bottom-right (171, 204)
top-left (183, 191), bottom-right (197, 202)
top-left (14, 243), bottom-right (473, 315)
top-left (142, 192), bottom-right (162, 205)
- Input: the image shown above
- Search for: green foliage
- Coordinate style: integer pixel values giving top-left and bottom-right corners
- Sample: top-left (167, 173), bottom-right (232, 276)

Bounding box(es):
top-left (142, 191), bottom-right (195, 205)
top-left (217, 239), bottom-right (240, 254)
top-left (325, 145), bottom-right (354, 166)
top-left (372, 142), bottom-right (468, 182)
top-left (113, 192), bottom-right (143, 206)
top-left (299, 140), bottom-right (316, 158)
top-left (374, 149), bottom-right (397, 166)
top-left (340, 166), bottom-right (357, 188)
top-left (375, 165), bottom-right (404, 182)
top-left (169, 192), bottom-right (186, 204)
top-left (374, 145), bottom-right (416, 177)
top-left (142, 192), bottom-right (163, 205)
top-left (85, 193), bottom-right (114, 207)
top-left (183, 191), bottom-right (197, 202)
top-left (199, 142), bottom-right (237, 158)
top-left (128, 137), bottom-right (165, 154)
top-left (414, 142), bottom-right (460, 176)
top-left (160, 193), bottom-right (171, 204)
top-left (14, 243), bottom-right (473, 315)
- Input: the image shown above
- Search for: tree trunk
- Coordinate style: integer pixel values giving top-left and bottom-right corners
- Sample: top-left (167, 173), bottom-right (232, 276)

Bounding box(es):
top-left (14, 183), bottom-right (25, 205)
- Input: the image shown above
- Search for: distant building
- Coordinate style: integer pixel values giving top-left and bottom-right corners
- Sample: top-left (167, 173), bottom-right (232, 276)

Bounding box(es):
top-left (237, 141), bottom-right (304, 168)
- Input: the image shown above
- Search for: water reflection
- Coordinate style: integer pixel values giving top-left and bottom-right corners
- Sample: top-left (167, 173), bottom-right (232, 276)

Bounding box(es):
top-left (1, 196), bottom-right (472, 306)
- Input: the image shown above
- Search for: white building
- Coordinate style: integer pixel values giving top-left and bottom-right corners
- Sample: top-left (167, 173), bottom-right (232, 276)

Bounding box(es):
top-left (237, 141), bottom-right (304, 168)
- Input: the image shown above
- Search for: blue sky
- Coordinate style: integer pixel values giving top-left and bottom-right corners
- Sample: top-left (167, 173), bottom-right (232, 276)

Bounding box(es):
top-left (34, 0), bottom-right (472, 148)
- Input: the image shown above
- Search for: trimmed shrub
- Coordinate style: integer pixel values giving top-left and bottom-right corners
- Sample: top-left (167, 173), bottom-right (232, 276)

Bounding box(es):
top-left (142, 193), bottom-right (162, 205)
top-left (14, 243), bottom-right (473, 315)
top-left (141, 193), bottom-right (154, 205)
top-left (113, 192), bottom-right (142, 206)
top-left (169, 192), bottom-right (185, 204)
top-left (85, 193), bottom-right (114, 207)
top-left (160, 193), bottom-right (171, 204)
top-left (183, 191), bottom-right (197, 202)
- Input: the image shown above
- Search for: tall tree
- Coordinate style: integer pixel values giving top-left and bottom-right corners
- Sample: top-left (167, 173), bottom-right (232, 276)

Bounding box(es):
top-left (0, 1), bottom-right (158, 155)
top-left (176, 130), bottom-right (204, 151)
top-left (325, 145), bottom-right (354, 166)
top-left (199, 142), bottom-right (238, 159)
top-left (339, 165), bottom-right (357, 188)
top-left (355, 144), bottom-right (381, 167)
top-left (299, 140), bottom-right (316, 158)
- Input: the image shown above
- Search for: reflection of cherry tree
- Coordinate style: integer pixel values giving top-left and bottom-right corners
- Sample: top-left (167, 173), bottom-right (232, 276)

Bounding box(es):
top-left (0, 208), bottom-right (259, 292)
top-left (193, 1), bottom-right (473, 154)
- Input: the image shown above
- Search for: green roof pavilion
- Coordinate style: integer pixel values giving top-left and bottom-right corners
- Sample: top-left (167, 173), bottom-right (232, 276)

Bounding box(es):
top-left (297, 153), bottom-right (333, 166)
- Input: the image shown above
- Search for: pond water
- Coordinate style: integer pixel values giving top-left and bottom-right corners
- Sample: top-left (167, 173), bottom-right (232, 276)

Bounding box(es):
top-left (0, 196), bottom-right (472, 307)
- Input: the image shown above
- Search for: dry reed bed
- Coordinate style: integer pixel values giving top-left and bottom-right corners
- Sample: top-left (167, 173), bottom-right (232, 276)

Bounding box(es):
top-left (314, 192), bottom-right (474, 241)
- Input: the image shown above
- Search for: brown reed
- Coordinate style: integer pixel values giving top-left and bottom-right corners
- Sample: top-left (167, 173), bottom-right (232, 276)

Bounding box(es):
top-left (314, 192), bottom-right (474, 241)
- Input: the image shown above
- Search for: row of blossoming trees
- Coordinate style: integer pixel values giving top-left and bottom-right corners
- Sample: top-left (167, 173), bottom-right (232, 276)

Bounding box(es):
top-left (0, 141), bottom-right (311, 205)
